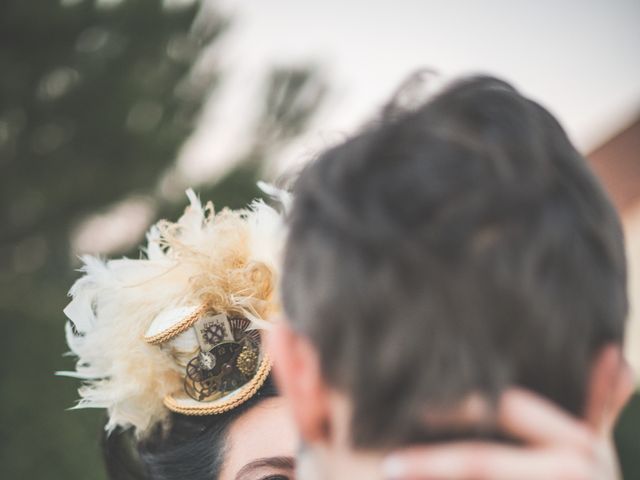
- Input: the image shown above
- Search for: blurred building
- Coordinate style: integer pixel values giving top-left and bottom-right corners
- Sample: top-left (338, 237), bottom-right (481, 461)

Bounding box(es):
top-left (587, 116), bottom-right (640, 373)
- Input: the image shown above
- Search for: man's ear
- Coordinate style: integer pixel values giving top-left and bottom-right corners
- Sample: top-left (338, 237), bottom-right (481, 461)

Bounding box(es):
top-left (584, 343), bottom-right (635, 434)
top-left (268, 322), bottom-right (332, 443)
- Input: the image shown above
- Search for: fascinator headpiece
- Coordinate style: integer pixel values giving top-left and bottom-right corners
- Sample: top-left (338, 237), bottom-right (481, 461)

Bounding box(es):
top-left (60, 185), bottom-right (288, 435)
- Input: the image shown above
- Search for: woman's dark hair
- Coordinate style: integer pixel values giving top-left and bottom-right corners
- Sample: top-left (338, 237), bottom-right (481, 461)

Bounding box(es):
top-left (103, 376), bottom-right (278, 480)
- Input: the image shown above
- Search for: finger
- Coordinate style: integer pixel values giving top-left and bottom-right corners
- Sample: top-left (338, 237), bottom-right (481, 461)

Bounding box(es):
top-left (498, 389), bottom-right (595, 453)
top-left (382, 443), bottom-right (593, 480)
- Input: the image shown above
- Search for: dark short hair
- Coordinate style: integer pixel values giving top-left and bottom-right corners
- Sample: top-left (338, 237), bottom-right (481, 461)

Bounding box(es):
top-left (281, 75), bottom-right (628, 447)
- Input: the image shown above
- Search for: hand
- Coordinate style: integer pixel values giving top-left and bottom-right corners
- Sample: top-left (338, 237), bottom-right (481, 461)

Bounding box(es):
top-left (382, 389), bottom-right (620, 480)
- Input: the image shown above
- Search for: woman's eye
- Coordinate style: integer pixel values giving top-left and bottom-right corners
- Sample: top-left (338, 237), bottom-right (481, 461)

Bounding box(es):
top-left (262, 476), bottom-right (290, 480)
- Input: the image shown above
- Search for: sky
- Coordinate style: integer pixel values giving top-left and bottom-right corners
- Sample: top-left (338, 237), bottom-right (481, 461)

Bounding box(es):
top-left (68, 0), bottom-right (640, 378)
top-left (175, 0), bottom-right (640, 184)
top-left (186, 0), bottom-right (640, 373)
top-left (73, 0), bottom-right (640, 256)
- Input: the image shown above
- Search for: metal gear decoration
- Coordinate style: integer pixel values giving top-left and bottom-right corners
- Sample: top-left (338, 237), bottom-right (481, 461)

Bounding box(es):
top-left (184, 341), bottom-right (245, 402)
top-left (198, 351), bottom-right (216, 370)
top-left (202, 322), bottom-right (227, 345)
top-left (236, 346), bottom-right (258, 377)
top-left (229, 316), bottom-right (260, 344)
top-left (229, 316), bottom-right (251, 339)
top-left (184, 313), bottom-right (263, 402)
top-left (185, 356), bottom-right (219, 400)
top-left (184, 369), bottom-right (219, 401)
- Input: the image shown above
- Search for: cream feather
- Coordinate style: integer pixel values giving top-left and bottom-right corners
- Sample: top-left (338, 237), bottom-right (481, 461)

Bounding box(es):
top-left (59, 186), bottom-right (288, 435)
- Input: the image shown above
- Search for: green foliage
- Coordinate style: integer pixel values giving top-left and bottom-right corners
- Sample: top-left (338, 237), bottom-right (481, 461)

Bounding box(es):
top-left (0, 1), bottom-right (214, 477)
top-left (0, 0), bottom-right (223, 246)
top-left (0, 1), bottom-right (326, 478)
top-left (616, 393), bottom-right (640, 479)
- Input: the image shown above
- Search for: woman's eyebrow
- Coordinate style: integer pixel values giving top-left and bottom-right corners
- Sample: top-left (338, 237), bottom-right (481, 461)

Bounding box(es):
top-left (235, 456), bottom-right (295, 480)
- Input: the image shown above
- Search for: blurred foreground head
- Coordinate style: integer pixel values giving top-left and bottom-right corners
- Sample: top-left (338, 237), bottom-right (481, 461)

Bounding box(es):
top-left (274, 74), bottom-right (631, 451)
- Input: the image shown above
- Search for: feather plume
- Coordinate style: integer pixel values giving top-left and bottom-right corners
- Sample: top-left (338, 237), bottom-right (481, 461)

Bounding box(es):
top-left (59, 186), bottom-right (288, 435)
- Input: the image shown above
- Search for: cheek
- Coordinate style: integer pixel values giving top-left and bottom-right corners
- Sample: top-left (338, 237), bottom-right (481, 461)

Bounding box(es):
top-left (219, 398), bottom-right (299, 480)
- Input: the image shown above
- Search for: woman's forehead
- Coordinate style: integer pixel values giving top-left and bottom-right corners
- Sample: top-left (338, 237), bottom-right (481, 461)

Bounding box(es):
top-left (220, 396), bottom-right (298, 480)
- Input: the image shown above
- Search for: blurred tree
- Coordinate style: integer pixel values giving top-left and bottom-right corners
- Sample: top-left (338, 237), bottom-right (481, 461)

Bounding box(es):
top-left (0, 1), bottom-right (326, 478)
top-left (159, 65), bottom-right (327, 221)
top-left (617, 394), bottom-right (640, 480)
top-left (0, 0), bottom-right (221, 247)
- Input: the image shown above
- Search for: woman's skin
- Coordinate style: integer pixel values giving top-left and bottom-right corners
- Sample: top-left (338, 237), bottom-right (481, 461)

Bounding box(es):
top-left (219, 396), bottom-right (298, 480)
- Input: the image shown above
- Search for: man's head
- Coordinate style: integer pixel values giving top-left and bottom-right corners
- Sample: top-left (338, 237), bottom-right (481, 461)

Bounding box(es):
top-left (271, 75), bottom-right (632, 452)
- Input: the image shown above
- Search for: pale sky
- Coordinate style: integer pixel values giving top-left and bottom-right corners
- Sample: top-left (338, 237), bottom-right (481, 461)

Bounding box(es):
top-left (174, 0), bottom-right (640, 185)
top-left (71, 0), bottom-right (640, 377)
top-left (74, 0), bottom-right (640, 255)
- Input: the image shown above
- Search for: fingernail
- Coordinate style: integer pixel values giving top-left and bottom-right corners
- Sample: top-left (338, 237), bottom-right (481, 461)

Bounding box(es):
top-left (382, 455), bottom-right (406, 479)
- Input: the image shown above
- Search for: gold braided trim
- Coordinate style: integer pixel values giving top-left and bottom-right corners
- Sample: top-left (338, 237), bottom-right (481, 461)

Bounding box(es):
top-left (163, 356), bottom-right (272, 415)
top-left (144, 304), bottom-right (209, 345)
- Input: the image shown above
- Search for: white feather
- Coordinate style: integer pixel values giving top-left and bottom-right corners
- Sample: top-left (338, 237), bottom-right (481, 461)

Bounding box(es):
top-left (257, 181), bottom-right (292, 212)
top-left (61, 186), bottom-right (289, 435)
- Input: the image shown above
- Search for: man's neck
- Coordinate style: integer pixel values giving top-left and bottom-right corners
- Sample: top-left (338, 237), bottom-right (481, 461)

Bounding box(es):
top-left (296, 443), bottom-right (386, 480)
top-left (294, 391), bottom-right (388, 480)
